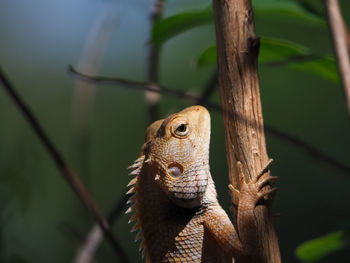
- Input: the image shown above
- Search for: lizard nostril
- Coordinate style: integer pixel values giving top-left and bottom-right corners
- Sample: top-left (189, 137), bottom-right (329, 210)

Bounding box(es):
top-left (167, 163), bottom-right (183, 178)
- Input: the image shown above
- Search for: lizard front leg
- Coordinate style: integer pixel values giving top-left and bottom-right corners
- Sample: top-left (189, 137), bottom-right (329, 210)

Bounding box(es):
top-left (229, 159), bottom-right (277, 256)
top-left (204, 159), bottom-right (277, 260)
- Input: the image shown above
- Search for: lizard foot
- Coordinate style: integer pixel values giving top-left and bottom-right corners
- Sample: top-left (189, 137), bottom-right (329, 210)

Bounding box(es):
top-left (229, 159), bottom-right (277, 206)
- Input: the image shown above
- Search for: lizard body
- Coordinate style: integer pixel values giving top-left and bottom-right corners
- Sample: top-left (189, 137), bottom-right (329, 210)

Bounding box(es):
top-left (126, 106), bottom-right (276, 262)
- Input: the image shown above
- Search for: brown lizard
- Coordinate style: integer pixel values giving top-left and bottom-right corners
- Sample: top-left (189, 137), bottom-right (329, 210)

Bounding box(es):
top-left (126, 105), bottom-right (277, 262)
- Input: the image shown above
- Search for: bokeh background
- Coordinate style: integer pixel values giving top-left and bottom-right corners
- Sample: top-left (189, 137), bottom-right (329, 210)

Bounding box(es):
top-left (1, 0), bottom-right (350, 262)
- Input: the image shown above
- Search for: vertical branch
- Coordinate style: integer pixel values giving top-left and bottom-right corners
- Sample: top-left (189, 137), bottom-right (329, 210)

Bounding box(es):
top-left (145, 0), bottom-right (165, 123)
top-left (325, 0), bottom-right (350, 117)
top-left (344, 21), bottom-right (350, 54)
top-left (211, 0), bottom-right (281, 263)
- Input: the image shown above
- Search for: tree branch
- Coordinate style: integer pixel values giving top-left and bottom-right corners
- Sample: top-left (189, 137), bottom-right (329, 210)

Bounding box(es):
top-left (145, 0), bottom-right (166, 123)
top-left (68, 65), bottom-right (201, 103)
top-left (0, 67), bottom-right (130, 263)
top-left (74, 195), bottom-right (129, 263)
top-left (212, 0), bottom-right (281, 262)
top-left (68, 65), bottom-right (350, 177)
top-left (325, 0), bottom-right (350, 117)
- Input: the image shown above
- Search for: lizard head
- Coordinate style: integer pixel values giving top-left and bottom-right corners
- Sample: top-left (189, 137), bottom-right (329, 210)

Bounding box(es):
top-left (145, 105), bottom-right (211, 209)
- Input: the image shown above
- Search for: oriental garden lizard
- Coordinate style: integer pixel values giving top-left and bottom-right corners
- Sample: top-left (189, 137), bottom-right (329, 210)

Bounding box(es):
top-left (126, 105), bottom-right (277, 262)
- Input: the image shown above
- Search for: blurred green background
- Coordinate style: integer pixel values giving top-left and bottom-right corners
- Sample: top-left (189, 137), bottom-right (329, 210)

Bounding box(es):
top-left (1, 0), bottom-right (350, 262)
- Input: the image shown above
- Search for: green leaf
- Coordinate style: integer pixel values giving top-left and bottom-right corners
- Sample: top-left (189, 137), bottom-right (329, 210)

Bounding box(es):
top-left (293, 0), bottom-right (326, 18)
top-left (295, 230), bottom-right (349, 262)
top-left (196, 37), bottom-right (310, 68)
top-left (289, 57), bottom-right (339, 82)
top-left (259, 37), bottom-right (310, 63)
top-left (196, 38), bottom-right (338, 82)
top-left (253, 0), bottom-right (326, 26)
top-left (197, 45), bottom-right (216, 68)
top-left (152, 7), bottom-right (213, 46)
top-left (152, 1), bottom-right (325, 47)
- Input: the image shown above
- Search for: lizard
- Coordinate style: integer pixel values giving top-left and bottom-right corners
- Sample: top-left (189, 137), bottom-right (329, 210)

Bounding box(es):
top-left (126, 105), bottom-right (277, 263)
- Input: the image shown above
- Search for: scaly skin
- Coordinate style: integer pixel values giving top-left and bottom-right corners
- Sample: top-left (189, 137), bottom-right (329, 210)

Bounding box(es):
top-left (126, 106), bottom-right (277, 263)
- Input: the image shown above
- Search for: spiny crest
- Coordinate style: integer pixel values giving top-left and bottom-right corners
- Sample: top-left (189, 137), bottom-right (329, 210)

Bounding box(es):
top-left (127, 155), bottom-right (145, 170)
top-left (126, 154), bottom-right (146, 258)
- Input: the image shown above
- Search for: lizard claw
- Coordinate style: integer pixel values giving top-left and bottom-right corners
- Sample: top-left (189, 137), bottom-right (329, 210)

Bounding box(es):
top-left (236, 161), bottom-right (246, 186)
top-left (236, 158), bottom-right (277, 206)
top-left (228, 184), bottom-right (239, 194)
top-left (257, 187), bottom-right (278, 200)
top-left (257, 175), bottom-right (278, 190)
top-left (228, 184), bottom-right (240, 206)
top-left (255, 158), bottom-right (274, 182)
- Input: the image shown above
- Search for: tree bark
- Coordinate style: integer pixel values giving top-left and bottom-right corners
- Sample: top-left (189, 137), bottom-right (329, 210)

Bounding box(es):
top-left (325, 0), bottom-right (350, 118)
top-left (211, 0), bottom-right (281, 262)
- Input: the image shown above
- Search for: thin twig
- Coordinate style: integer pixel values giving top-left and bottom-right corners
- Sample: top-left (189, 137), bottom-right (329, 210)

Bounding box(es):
top-left (68, 66), bottom-right (350, 176)
top-left (145, 0), bottom-right (166, 123)
top-left (344, 22), bottom-right (350, 55)
top-left (347, 31), bottom-right (350, 55)
top-left (264, 124), bottom-right (350, 174)
top-left (325, 0), bottom-right (350, 117)
top-left (0, 67), bottom-right (130, 263)
top-left (69, 65), bottom-right (201, 102)
top-left (74, 195), bottom-right (129, 263)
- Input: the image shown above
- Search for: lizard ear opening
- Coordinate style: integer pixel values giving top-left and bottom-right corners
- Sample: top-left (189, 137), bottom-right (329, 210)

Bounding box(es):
top-left (167, 163), bottom-right (184, 178)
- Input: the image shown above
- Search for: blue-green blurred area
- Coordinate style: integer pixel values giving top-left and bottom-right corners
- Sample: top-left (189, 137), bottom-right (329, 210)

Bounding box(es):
top-left (1, 0), bottom-right (350, 262)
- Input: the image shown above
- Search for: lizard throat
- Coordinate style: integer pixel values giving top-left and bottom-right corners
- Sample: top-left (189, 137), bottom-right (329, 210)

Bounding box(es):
top-left (164, 167), bottom-right (209, 209)
top-left (170, 195), bottom-right (203, 209)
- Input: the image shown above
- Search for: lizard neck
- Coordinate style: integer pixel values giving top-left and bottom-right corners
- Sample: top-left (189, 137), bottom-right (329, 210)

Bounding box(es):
top-left (134, 163), bottom-right (218, 261)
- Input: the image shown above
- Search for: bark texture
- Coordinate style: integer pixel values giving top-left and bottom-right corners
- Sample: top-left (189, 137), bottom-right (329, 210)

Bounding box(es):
top-left (325, 0), bottom-right (350, 117)
top-left (211, 0), bottom-right (281, 262)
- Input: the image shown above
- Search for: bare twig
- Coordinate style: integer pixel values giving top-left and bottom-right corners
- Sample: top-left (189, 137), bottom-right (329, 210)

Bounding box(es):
top-left (68, 65), bottom-right (350, 176)
top-left (145, 0), bottom-right (166, 123)
top-left (344, 22), bottom-right (350, 55)
top-left (0, 67), bottom-right (130, 263)
top-left (74, 195), bottom-right (129, 263)
top-left (264, 124), bottom-right (350, 174)
top-left (347, 30), bottom-right (350, 55)
top-left (68, 65), bottom-right (201, 102)
top-left (74, 224), bottom-right (103, 263)
top-left (325, 0), bottom-right (350, 117)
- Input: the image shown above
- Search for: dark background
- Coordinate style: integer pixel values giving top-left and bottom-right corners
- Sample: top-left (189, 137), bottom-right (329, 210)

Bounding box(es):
top-left (1, 0), bottom-right (350, 262)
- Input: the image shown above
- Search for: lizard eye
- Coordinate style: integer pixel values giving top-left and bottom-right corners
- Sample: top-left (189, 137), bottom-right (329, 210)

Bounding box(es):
top-left (169, 116), bottom-right (190, 138)
top-left (174, 123), bottom-right (189, 137)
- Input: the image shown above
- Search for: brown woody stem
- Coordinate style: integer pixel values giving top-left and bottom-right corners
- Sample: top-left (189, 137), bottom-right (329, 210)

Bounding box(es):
top-left (325, 0), bottom-right (350, 117)
top-left (0, 67), bottom-right (130, 263)
top-left (211, 0), bottom-right (281, 262)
